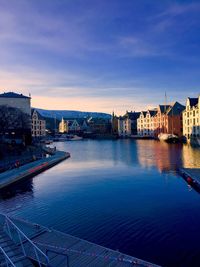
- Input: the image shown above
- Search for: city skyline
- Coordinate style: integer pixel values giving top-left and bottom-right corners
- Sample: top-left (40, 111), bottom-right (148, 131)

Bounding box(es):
top-left (0, 0), bottom-right (199, 113)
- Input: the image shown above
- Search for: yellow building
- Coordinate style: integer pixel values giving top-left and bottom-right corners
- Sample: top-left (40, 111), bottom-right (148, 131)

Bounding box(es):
top-left (59, 118), bottom-right (68, 133)
top-left (183, 96), bottom-right (200, 143)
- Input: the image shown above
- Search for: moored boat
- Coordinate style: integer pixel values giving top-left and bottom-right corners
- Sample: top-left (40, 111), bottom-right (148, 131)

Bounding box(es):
top-left (66, 134), bottom-right (83, 141)
top-left (158, 133), bottom-right (179, 143)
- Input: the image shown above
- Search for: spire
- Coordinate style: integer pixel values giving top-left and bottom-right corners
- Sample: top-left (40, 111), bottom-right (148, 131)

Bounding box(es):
top-left (164, 91), bottom-right (167, 113)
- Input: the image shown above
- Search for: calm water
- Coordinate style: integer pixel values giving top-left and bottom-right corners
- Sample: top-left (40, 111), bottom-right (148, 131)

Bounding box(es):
top-left (1, 140), bottom-right (200, 267)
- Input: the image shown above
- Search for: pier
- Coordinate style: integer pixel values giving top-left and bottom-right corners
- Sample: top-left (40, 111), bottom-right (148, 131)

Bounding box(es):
top-left (0, 151), bottom-right (70, 190)
top-left (179, 168), bottom-right (200, 191)
top-left (0, 213), bottom-right (162, 267)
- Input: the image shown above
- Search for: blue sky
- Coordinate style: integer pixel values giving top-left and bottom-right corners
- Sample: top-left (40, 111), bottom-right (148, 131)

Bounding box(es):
top-left (0, 0), bottom-right (199, 113)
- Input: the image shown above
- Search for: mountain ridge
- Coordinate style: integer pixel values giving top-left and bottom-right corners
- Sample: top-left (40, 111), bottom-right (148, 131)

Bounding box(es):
top-left (35, 108), bottom-right (111, 120)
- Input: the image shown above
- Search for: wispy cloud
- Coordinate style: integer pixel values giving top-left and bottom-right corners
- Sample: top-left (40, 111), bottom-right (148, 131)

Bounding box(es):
top-left (0, 0), bottom-right (199, 113)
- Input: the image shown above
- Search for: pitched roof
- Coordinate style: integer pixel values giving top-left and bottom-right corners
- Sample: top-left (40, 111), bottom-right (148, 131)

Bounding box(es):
top-left (159, 105), bottom-right (171, 114)
top-left (167, 102), bottom-right (185, 115)
top-left (126, 112), bottom-right (140, 120)
top-left (63, 118), bottom-right (89, 125)
top-left (0, 92), bottom-right (30, 99)
top-left (31, 109), bottom-right (45, 120)
top-left (141, 111), bottom-right (147, 117)
top-left (188, 97), bottom-right (198, 107)
top-left (148, 109), bottom-right (157, 116)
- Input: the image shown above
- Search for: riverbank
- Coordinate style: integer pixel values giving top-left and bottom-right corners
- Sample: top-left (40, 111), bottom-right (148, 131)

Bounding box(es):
top-left (0, 150), bottom-right (70, 190)
top-left (179, 168), bottom-right (200, 192)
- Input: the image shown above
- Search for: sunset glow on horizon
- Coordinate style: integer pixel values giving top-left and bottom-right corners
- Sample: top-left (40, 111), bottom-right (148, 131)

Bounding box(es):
top-left (0, 0), bottom-right (199, 113)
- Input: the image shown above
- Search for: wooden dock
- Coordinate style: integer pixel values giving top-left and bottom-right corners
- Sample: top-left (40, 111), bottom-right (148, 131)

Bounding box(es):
top-left (0, 151), bottom-right (70, 190)
top-left (0, 214), bottom-right (162, 267)
top-left (179, 168), bottom-right (200, 191)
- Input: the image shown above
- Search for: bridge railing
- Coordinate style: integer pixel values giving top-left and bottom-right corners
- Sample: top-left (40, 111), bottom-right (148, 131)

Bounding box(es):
top-left (0, 246), bottom-right (16, 267)
top-left (0, 214), bottom-right (50, 267)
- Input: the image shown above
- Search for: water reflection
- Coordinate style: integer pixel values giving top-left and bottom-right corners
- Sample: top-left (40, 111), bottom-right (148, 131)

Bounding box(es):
top-left (136, 140), bottom-right (183, 173)
top-left (182, 144), bottom-right (200, 168)
top-left (0, 140), bottom-right (200, 267)
top-left (1, 140), bottom-right (200, 201)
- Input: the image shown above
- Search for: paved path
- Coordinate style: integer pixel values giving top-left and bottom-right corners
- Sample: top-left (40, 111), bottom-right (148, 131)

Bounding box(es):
top-left (2, 215), bottom-right (162, 267)
top-left (0, 151), bottom-right (70, 190)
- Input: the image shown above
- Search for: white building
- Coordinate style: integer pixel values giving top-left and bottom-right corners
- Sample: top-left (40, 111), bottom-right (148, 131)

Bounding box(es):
top-left (118, 112), bottom-right (140, 137)
top-left (31, 109), bottom-right (46, 137)
top-left (118, 116), bottom-right (131, 137)
top-left (183, 96), bottom-right (200, 142)
top-left (0, 92), bottom-right (31, 115)
top-left (137, 110), bottom-right (157, 136)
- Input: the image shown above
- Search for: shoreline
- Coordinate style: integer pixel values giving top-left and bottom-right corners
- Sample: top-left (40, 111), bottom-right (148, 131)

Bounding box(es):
top-left (0, 150), bottom-right (70, 190)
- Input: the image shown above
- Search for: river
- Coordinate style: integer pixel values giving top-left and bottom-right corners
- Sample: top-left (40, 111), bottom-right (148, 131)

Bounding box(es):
top-left (0, 139), bottom-right (200, 267)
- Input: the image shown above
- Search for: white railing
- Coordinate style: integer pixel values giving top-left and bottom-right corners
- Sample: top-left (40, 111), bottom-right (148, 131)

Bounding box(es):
top-left (1, 214), bottom-right (50, 267)
top-left (0, 246), bottom-right (16, 267)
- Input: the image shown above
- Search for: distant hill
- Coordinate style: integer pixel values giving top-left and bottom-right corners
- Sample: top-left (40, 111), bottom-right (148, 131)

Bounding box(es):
top-left (35, 108), bottom-right (111, 120)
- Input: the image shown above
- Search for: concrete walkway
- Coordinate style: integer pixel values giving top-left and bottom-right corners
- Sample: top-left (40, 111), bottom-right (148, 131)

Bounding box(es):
top-left (0, 214), bottom-right (162, 267)
top-left (0, 151), bottom-right (70, 190)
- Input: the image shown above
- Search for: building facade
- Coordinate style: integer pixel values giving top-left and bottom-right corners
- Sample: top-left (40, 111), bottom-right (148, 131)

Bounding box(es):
top-left (31, 109), bottom-right (46, 137)
top-left (183, 96), bottom-right (200, 142)
top-left (0, 92), bottom-right (32, 144)
top-left (0, 92), bottom-right (31, 115)
top-left (137, 110), bottom-right (157, 136)
top-left (118, 111), bottom-right (140, 137)
top-left (137, 102), bottom-right (185, 138)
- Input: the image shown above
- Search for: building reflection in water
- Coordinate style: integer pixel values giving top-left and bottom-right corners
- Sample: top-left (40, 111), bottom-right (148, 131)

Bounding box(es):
top-left (182, 144), bottom-right (200, 168)
top-left (136, 140), bottom-right (183, 173)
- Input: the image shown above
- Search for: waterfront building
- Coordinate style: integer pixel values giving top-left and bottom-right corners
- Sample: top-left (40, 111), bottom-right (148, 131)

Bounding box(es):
top-left (31, 109), bottom-right (46, 137)
top-left (0, 92), bottom-right (31, 115)
top-left (0, 92), bottom-right (32, 144)
top-left (154, 102), bottom-right (185, 137)
top-left (59, 118), bottom-right (89, 134)
top-left (67, 119), bottom-right (81, 133)
top-left (137, 102), bottom-right (185, 138)
top-left (137, 109), bottom-right (157, 136)
top-left (88, 117), bottom-right (111, 134)
top-left (182, 95), bottom-right (200, 144)
top-left (118, 111), bottom-right (140, 137)
top-left (59, 118), bottom-right (68, 133)
top-left (111, 112), bottom-right (118, 135)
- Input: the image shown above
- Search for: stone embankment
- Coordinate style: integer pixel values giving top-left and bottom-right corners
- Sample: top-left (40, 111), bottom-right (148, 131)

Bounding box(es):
top-left (0, 150), bottom-right (70, 190)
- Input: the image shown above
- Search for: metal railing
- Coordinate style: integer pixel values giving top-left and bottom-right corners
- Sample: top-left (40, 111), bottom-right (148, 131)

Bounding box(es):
top-left (0, 246), bottom-right (16, 267)
top-left (1, 214), bottom-right (50, 267)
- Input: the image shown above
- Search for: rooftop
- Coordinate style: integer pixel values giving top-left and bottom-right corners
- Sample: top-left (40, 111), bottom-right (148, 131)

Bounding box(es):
top-left (188, 97), bottom-right (198, 107)
top-left (0, 92), bottom-right (30, 99)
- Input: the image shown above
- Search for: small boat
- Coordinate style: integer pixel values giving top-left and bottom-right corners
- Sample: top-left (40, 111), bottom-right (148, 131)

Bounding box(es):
top-left (158, 133), bottom-right (179, 143)
top-left (41, 139), bottom-right (53, 144)
top-left (66, 135), bottom-right (83, 141)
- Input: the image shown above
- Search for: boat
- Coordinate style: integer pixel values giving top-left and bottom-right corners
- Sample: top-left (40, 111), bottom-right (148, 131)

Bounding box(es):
top-left (158, 133), bottom-right (179, 143)
top-left (66, 134), bottom-right (83, 141)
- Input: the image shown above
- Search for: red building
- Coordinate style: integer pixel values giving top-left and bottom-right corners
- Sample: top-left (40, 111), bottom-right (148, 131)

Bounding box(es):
top-left (153, 102), bottom-right (185, 137)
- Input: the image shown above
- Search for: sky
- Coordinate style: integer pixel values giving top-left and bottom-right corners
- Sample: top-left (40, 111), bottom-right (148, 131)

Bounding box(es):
top-left (0, 0), bottom-right (199, 114)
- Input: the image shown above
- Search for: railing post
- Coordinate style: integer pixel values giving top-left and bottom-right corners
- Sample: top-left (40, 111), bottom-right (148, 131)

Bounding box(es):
top-left (17, 230), bottom-right (26, 256)
top-left (5, 219), bottom-right (11, 239)
top-left (1, 214), bottom-right (50, 267)
top-left (34, 246), bottom-right (42, 267)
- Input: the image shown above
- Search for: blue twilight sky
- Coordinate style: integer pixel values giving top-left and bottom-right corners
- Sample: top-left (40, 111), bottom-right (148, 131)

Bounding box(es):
top-left (0, 0), bottom-right (199, 114)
